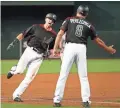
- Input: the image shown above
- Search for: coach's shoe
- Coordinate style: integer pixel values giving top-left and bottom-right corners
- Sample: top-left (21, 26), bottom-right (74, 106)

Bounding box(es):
top-left (53, 103), bottom-right (62, 107)
top-left (82, 101), bottom-right (90, 108)
top-left (14, 97), bottom-right (23, 102)
top-left (7, 65), bottom-right (17, 79)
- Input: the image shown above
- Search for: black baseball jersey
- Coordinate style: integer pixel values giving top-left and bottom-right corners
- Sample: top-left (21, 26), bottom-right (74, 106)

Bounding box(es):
top-left (22, 24), bottom-right (56, 53)
top-left (60, 16), bottom-right (98, 45)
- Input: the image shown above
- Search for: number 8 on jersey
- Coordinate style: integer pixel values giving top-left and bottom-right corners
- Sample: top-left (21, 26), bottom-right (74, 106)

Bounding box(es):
top-left (75, 25), bottom-right (83, 37)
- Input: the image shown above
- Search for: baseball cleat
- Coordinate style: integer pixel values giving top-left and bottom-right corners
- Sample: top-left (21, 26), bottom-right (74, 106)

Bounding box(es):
top-left (53, 103), bottom-right (62, 107)
top-left (82, 101), bottom-right (90, 108)
top-left (14, 97), bottom-right (23, 102)
top-left (7, 65), bottom-right (17, 79)
top-left (7, 72), bottom-right (13, 79)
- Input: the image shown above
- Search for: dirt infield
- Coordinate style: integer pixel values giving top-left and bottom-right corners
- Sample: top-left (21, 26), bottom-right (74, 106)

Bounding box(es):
top-left (1, 73), bottom-right (120, 107)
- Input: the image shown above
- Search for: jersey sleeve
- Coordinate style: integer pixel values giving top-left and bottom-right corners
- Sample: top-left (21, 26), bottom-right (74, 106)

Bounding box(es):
top-left (22, 25), bottom-right (35, 38)
top-left (89, 25), bottom-right (98, 40)
top-left (60, 18), bottom-right (69, 32)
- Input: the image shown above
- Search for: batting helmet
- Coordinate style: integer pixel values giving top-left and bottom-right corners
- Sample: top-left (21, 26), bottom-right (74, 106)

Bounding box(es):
top-left (77, 5), bottom-right (89, 16)
top-left (45, 13), bottom-right (57, 23)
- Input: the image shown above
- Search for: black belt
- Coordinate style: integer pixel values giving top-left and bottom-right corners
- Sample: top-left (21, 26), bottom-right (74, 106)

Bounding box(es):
top-left (30, 47), bottom-right (43, 54)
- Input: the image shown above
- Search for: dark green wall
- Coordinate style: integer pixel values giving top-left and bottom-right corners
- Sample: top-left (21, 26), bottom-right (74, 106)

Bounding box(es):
top-left (1, 2), bottom-right (120, 59)
top-left (1, 5), bottom-right (73, 59)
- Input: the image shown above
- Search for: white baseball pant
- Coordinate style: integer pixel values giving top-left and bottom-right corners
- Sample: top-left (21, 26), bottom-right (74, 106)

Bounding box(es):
top-left (11, 46), bottom-right (43, 99)
top-left (53, 43), bottom-right (90, 103)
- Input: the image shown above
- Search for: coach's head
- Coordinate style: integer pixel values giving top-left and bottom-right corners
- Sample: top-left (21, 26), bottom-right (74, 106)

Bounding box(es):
top-left (76, 5), bottom-right (89, 18)
top-left (45, 13), bottom-right (57, 26)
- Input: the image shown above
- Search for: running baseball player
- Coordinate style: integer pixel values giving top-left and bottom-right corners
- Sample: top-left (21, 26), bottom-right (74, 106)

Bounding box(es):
top-left (7, 13), bottom-right (57, 102)
top-left (53, 5), bottom-right (116, 108)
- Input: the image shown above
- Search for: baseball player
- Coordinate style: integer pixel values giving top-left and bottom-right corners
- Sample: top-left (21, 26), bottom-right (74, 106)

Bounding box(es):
top-left (53, 5), bottom-right (116, 108)
top-left (7, 13), bottom-right (57, 102)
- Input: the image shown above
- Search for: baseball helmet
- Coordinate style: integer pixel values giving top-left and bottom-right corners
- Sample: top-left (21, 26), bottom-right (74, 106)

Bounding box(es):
top-left (45, 13), bottom-right (57, 23)
top-left (77, 5), bottom-right (89, 16)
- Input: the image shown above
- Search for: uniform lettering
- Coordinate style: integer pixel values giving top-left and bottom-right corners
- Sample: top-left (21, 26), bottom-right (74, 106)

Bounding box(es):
top-left (70, 19), bottom-right (91, 28)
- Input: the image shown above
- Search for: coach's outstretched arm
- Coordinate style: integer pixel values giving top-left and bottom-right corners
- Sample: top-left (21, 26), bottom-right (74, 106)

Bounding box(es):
top-left (53, 30), bottom-right (65, 56)
top-left (94, 37), bottom-right (116, 54)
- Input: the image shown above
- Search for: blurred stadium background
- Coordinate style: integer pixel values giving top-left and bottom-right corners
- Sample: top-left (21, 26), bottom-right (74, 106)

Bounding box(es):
top-left (1, 1), bottom-right (120, 59)
top-left (1, 2), bottom-right (120, 108)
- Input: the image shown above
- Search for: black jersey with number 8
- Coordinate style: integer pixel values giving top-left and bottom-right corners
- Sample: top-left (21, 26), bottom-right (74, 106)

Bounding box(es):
top-left (60, 16), bottom-right (98, 45)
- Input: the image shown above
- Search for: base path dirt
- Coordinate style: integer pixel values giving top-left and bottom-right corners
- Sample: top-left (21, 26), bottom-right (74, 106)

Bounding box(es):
top-left (1, 73), bottom-right (120, 107)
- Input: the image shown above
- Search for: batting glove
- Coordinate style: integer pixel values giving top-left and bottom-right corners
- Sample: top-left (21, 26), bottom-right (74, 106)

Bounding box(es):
top-left (7, 38), bottom-right (19, 50)
top-left (7, 42), bottom-right (15, 50)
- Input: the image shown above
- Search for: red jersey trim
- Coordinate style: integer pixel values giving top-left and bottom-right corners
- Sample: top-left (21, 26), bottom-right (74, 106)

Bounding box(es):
top-left (39, 24), bottom-right (56, 36)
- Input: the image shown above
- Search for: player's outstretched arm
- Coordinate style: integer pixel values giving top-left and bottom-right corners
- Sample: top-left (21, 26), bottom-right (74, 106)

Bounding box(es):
top-left (7, 33), bottom-right (24, 50)
top-left (7, 24), bottom-right (35, 51)
top-left (16, 33), bottom-right (24, 41)
top-left (94, 37), bottom-right (116, 54)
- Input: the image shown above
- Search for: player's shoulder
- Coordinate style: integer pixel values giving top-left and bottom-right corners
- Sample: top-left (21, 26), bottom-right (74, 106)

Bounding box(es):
top-left (33, 24), bottom-right (44, 28)
top-left (85, 19), bottom-right (94, 26)
top-left (36, 24), bottom-right (56, 36)
top-left (89, 22), bottom-right (96, 30)
top-left (83, 19), bottom-right (91, 25)
top-left (30, 24), bottom-right (40, 28)
top-left (33, 24), bottom-right (48, 30)
top-left (33, 24), bottom-right (43, 28)
top-left (83, 19), bottom-right (95, 29)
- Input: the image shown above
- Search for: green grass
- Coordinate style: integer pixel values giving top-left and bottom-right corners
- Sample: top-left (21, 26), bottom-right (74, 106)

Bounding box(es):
top-left (1, 59), bottom-right (120, 75)
top-left (1, 60), bottom-right (119, 108)
top-left (1, 103), bottom-right (115, 108)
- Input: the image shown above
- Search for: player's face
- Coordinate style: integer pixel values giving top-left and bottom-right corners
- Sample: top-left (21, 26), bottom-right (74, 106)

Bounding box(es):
top-left (45, 18), bottom-right (54, 27)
